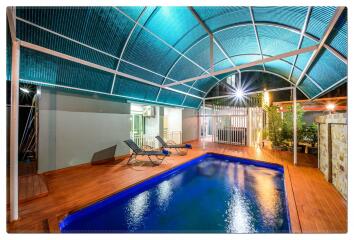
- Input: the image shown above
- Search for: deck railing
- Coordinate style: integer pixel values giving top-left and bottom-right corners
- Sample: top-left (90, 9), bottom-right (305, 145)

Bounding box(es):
top-left (130, 131), bottom-right (182, 148)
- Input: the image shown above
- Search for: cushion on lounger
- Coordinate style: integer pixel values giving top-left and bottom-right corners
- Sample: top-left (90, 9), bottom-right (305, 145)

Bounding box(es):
top-left (185, 144), bottom-right (192, 149)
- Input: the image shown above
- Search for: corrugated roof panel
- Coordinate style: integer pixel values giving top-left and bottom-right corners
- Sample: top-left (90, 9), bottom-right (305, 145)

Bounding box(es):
top-left (123, 25), bottom-right (180, 75)
top-left (118, 6), bottom-right (145, 20)
top-left (16, 7), bottom-right (135, 57)
top-left (307, 48), bottom-right (347, 90)
top-left (215, 26), bottom-right (259, 56)
top-left (143, 7), bottom-right (200, 50)
top-left (8, 6), bottom-right (347, 106)
top-left (213, 58), bottom-right (234, 72)
top-left (306, 6), bottom-right (336, 39)
top-left (20, 47), bottom-right (114, 93)
top-left (164, 79), bottom-right (191, 93)
top-left (243, 65), bottom-right (265, 71)
top-left (298, 76), bottom-right (322, 97)
top-left (192, 77), bottom-right (219, 93)
top-left (113, 76), bottom-right (159, 101)
top-left (16, 20), bottom-right (118, 69)
top-left (188, 88), bottom-right (204, 98)
top-left (327, 8), bottom-right (347, 58)
top-left (157, 89), bottom-right (185, 105)
top-left (294, 37), bottom-right (317, 70)
top-left (185, 40), bottom-right (224, 70)
top-left (257, 25), bottom-right (299, 62)
top-left (183, 96), bottom-right (202, 108)
top-left (194, 7), bottom-right (251, 31)
top-left (253, 7), bottom-right (308, 30)
top-left (290, 67), bottom-right (302, 84)
top-left (233, 55), bottom-right (262, 66)
top-left (118, 61), bottom-right (164, 85)
top-left (264, 59), bottom-right (292, 79)
top-left (174, 26), bottom-right (207, 53)
top-left (168, 56), bottom-right (208, 81)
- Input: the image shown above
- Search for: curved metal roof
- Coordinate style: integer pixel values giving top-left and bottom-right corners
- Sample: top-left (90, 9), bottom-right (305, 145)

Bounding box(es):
top-left (7, 6), bottom-right (347, 108)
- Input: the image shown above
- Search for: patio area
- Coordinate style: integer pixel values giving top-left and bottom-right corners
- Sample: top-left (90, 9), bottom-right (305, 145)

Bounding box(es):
top-left (7, 141), bottom-right (347, 233)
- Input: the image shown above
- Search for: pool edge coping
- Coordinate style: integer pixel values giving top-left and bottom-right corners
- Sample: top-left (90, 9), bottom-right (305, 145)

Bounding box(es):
top-left (54, 152), bottom-right (294, 233)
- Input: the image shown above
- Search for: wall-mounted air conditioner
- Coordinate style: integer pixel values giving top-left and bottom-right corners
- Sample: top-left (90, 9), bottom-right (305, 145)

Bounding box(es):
top-left (143, 106), bottom-right (155, 117)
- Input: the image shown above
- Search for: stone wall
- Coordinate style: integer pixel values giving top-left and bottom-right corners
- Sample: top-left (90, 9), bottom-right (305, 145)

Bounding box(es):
top-left (331, 124), bottom-right (348, 199)
top-left (315, 113), bottom-right (347, 200)
top-left (318, 124), bottom-right (329, 178)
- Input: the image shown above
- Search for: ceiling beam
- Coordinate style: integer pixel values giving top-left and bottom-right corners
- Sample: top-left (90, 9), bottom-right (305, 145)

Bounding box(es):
top-left (203, 69), bottom-right (311, 100)
top-left (6, 7), bottom-right (16, 42)
top-left (114, 7), bottom-right (219, 81)
top-left (188, 7), bottom-right (212, 35)
top-left (201, 52), bottom-right (318, 87)
top-left (205, 86), bottom-right (294, 100)
top-left (182, 7), bottom-right (217, 105)
top-left (164, 44), bottom-right (318, 87)
top-left (288, 7), bottom-right (312, 81)
top-left (310, 76), bottom-right (347, 100)
top-left (110, 7), bottom-right (147, 94)
top-left (296, 7), bottom-right (345, 87)
top-left (249, 7), bottom-right (266, 71)
top-left (20, 79), bottom-right (196, 109)
top-left (20, 41), bottom-right (203, 100)
top-left (17, 14), bottom-right (347, 66)
top-left (16, 15), bottom-right (205, 94)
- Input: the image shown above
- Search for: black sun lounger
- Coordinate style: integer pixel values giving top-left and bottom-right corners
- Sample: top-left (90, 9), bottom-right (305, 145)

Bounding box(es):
top-left (123, 139), bottom-right (170, 165)
top-left (155, 136), bottom-right (192, 154)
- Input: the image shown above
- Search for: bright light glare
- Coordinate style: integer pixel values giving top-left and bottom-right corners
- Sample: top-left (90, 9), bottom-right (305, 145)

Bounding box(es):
top-left (20, 88), bottom-right (30, 94)
top-left (263, 91), bottom-right (270, 107)
top-left (326, 103), bottom-right (335, 111)
top-left (235, 89), bottom-right (244, 99)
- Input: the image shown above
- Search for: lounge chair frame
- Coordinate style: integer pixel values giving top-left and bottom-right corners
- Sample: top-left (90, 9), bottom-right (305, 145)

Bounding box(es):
top-left (155, 136), bottom-right (191, 155)
top-left (123, 139), bottom-right (170, 165)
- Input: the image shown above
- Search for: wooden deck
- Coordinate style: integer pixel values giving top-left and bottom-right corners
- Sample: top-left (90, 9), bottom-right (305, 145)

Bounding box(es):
top-left (19, 174), bottom-right (48, 203)
top-left (7, 141), bottom-right (347, 233)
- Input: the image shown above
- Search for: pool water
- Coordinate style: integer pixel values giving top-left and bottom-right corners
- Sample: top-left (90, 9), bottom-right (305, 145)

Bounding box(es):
top-left (59, 154), bottom-right (291, 233)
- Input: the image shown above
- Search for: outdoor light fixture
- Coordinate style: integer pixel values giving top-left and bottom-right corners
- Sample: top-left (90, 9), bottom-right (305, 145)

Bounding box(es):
top-left (235, 89), bottom-right (244, 99)
top-left (326, 103), bottom-right (336, 112)
top-left (263, 90), bottom-right (270, 107)
top-left (20, 87), bottom-right (30, 94)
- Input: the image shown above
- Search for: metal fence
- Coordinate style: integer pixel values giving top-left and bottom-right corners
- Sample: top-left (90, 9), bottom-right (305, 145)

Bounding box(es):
top-left (201, 105), bottom-right (264, 147)
top-left (130, 131), bottom-right (182, 148)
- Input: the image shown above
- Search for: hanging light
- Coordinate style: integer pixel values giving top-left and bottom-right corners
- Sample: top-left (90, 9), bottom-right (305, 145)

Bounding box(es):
top-left (326, 103), bottom-right (336, 112)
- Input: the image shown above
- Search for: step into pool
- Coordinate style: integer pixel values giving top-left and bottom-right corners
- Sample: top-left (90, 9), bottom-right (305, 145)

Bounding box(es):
top-left (59, 153), bottom-right (291, 233)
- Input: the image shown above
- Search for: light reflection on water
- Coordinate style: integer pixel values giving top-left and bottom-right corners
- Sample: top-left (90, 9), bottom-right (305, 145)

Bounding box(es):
top-left (157, 180), bottom-right (173, 210)
top-left (126, 191), bottom-right (150, 230)
top-left (252, 170), bottom-right (280, 226)
top-left (225, 187), bottom-right (254, 233)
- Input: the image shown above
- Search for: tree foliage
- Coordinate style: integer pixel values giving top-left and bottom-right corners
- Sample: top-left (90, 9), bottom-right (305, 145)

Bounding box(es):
top-left (264, 103), bottom-right (318, 149)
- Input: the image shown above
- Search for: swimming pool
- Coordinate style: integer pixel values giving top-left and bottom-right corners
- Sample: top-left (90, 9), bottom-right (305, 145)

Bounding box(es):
top-left (59, 153), bottom-right (291, 233)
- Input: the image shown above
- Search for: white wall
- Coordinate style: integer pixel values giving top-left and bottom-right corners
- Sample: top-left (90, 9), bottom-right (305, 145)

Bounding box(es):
top-left (182, 109), bottom-right (199, 143)
top-left (164, 107), bottom-right (182, 132)
top-left (144, 106), bottom-right (163, 148)
top-left (38, 87), bottom-right (131, 173)
top-left (164, 107), bottom-right (182, 143)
